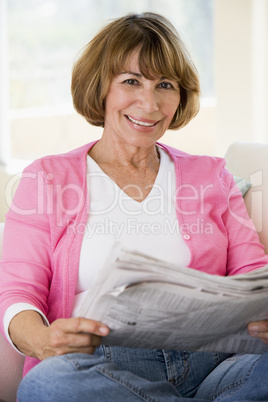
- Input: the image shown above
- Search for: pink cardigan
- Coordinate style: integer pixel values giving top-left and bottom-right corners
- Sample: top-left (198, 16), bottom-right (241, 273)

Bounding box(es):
top-left (1, 141), bottom-right (268, 376)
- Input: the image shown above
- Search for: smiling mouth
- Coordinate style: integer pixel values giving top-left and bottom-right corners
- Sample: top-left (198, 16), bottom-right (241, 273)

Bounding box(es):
top-left (126, 115), bottom-right (158, 127)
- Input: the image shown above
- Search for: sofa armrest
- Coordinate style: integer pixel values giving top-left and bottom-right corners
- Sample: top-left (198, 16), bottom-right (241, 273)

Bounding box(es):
top-left (225, 142), bottom-right (268, 253)
top-left (0, 331), bottom-right (25, 402)
top-left (0, 222), bottom-right (25, 401)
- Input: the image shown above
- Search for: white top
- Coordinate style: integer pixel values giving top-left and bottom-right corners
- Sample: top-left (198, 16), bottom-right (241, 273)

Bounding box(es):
top-left (4, 146), bottom-right (191, 349)
top-left (72, 146), bottom-right (191, 314)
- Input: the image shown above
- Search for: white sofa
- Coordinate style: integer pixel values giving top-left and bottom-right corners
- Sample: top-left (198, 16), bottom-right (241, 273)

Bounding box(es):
top-left (1, 141), bottom-right (268, 402)
top-left (0, 222), bottom-right (25, 402)
top-left (224, 142), bottom-right (268, 254)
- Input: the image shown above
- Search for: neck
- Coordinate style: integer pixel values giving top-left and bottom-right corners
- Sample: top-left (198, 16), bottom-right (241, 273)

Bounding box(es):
top-left (89, 136), bottom-right (160, 171)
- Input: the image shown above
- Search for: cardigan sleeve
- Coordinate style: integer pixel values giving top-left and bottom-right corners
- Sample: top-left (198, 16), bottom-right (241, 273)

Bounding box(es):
top-left (220, 167), bottom-right (268, 275)
top-left (0, 161), bottom-right (52, 338)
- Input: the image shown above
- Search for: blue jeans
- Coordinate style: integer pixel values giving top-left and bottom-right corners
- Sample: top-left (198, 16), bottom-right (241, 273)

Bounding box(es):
top-left (17, 346), bottom-right (268, 401)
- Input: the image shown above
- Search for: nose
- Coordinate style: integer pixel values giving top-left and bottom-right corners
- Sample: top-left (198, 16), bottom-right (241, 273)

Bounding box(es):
top-left (138, 88), bottom-right (159, 113)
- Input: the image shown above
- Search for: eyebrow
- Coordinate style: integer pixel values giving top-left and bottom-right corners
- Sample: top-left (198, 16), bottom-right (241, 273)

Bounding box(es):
top-left (119, 71), bottom-right (142, 78)
top-left (119, 72), bottom-right (169, 80)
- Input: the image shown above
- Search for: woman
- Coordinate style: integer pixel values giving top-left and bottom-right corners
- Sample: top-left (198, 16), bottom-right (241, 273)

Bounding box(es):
top-left (1, 12), bottom-right (268, 401)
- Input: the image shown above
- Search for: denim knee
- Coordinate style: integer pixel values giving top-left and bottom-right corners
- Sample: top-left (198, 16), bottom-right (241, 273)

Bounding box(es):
top-left (195, 353), bottom-right (268, 401)
top-left (17, 353), bottom-right (183, 402)
top-left (17, 353), bottom-right (108, 401)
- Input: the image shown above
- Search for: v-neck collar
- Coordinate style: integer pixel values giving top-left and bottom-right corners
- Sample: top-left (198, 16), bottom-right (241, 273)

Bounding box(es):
top-left (87, 146), bottom-right (166, 205)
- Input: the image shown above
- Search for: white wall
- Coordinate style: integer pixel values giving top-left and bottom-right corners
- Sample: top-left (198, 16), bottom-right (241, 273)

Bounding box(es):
top-left (0, 0), bottom-right (10, 165)
top-left (214, 0), bottom-right (268, 156)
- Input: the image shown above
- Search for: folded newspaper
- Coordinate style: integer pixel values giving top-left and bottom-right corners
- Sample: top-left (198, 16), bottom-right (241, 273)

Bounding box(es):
top-left (78, 243), bottom-right (268, 354)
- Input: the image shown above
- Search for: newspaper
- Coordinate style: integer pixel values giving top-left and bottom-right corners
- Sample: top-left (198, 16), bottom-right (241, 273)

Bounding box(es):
top-left (78, 243), bottom-right (268, 354)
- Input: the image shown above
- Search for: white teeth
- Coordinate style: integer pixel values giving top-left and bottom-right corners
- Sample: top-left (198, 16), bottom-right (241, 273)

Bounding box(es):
top-left (127, 115), bottom-right (156, 127)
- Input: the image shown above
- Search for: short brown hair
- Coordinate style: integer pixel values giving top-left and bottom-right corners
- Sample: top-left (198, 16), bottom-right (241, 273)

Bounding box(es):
top-left (71, 13), bottom-right (200, 129)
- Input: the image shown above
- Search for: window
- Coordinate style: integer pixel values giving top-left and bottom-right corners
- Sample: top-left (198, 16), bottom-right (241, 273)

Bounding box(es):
top-left (1, 0), bottom-right (213, 163)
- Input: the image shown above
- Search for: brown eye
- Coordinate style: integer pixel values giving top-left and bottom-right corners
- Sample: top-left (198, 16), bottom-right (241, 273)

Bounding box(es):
top-left (123, 79), bottom-right (139, 85)
top-left (159, 82), bottom-right (174, 89)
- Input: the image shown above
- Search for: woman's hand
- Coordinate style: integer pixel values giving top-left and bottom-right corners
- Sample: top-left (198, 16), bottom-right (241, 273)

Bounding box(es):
top-left (248, 319), bottom-right (268, 344)
top-left (9, 310), bottom-right (110, 360)
top-left (38, 317), bottom-right (109, 360)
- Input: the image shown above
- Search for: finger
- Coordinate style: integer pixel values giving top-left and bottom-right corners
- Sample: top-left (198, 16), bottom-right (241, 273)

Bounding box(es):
top-left (49, 327), bottom-right (103, 350)
top-left (61, 332), bottom-right (102, 349)
top-left (44, 343), bottom-right (97, 358)
top-left (52, 317), bottom-right (109, 336)
top-left (72, 317), bottom-right (110, 336)
top-left (42, 332), bottom-right (102, 359)
top-left (248, 320), bottom-right (268, 329)
top-left (69, 345), bottom-right (97, 354)
top-left (248, 321), bottom-right (268, 335)
top-left (248, 330), bottom-right (268, 339)
top-left (61, 344), bottom-right (97, 356)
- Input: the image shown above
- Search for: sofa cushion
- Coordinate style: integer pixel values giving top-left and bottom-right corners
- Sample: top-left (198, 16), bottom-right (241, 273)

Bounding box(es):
top-left (233, 176), bottom-right (251, 197)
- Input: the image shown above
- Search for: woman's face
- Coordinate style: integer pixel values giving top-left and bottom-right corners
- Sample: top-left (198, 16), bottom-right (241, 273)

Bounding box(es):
top-left (103, 50), bottom-right (181, 150)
